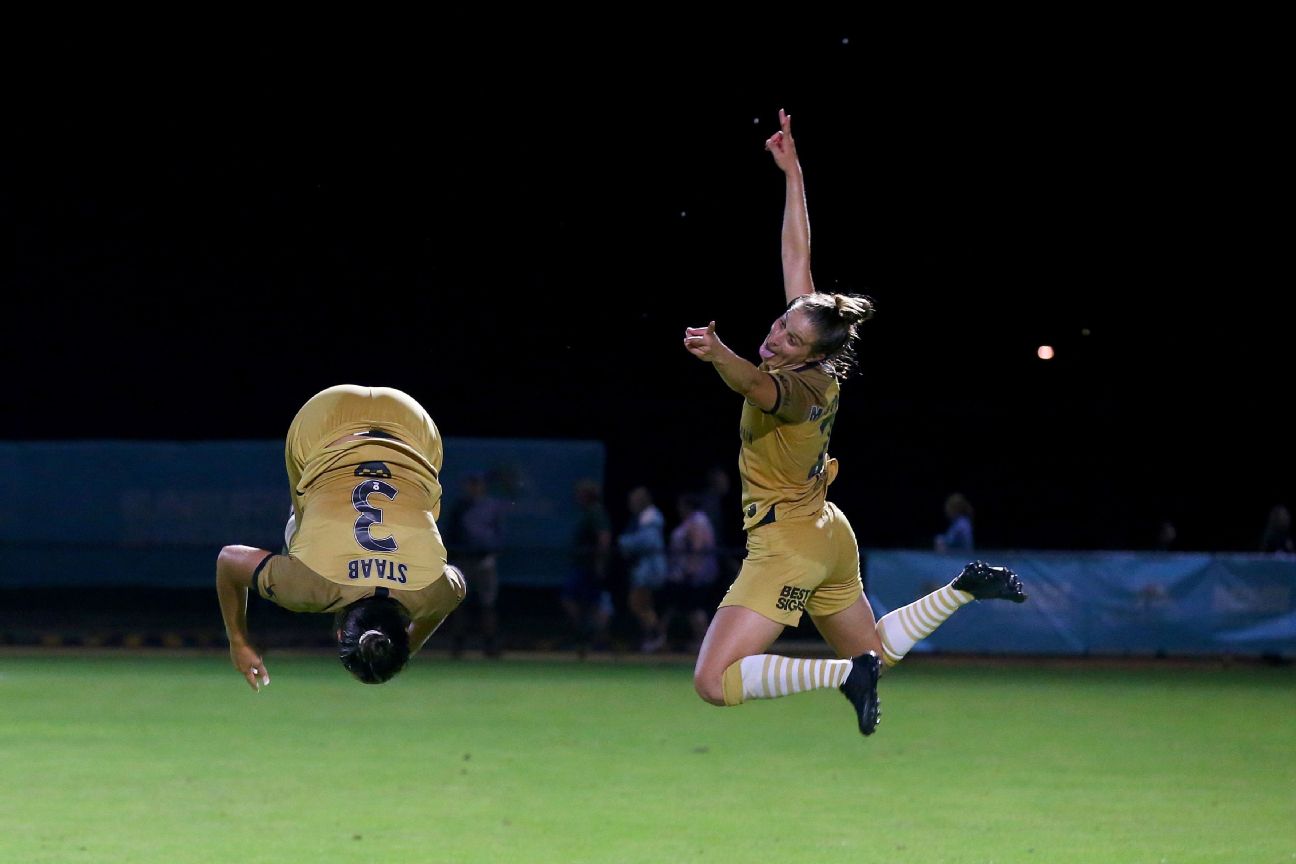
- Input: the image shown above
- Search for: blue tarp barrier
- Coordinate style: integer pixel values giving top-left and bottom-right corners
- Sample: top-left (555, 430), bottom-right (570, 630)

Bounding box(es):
top-left (3, 442), bottom-right (1292, 655)
top-left (0, 440), bottom-right (604, 588)
top-left (867, 551), bottom-right (1295, 657)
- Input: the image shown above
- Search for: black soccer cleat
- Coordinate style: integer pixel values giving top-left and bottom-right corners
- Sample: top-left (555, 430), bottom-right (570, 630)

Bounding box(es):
top-left (839, 651), bottom-right (881, 736)
top-left (951, 561), bottom-right (1028, 603)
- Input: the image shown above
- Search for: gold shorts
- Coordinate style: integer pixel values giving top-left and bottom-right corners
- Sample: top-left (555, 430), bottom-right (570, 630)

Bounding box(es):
top-left (255, 553), bottom-right (465, 622)
top-left (718, 501), bottom-right (862, 626)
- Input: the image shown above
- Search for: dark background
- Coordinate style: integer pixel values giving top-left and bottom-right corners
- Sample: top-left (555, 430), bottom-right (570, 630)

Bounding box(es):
top-left (10, 24), bottom-right (1290, 553)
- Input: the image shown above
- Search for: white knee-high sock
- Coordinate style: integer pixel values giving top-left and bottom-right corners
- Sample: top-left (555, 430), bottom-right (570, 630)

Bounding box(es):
top-left (721, 655), bottom-right (854, 705)
top-left (876, 583), bottom-right (973, 667)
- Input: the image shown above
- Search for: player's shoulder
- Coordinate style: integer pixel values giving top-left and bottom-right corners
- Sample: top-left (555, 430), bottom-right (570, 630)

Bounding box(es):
top-left (774, 361), bottom-right (838, 395)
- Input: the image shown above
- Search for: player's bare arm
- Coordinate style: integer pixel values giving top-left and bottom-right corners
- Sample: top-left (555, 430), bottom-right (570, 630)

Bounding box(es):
top-left (766, 108), bottom-right (815, 303)
top-left (408, 613), bottom-right (445, 655)
top-left (215, 544), bottom-right (272, 691)
top-left (683, 321), bottom-right (778, 411)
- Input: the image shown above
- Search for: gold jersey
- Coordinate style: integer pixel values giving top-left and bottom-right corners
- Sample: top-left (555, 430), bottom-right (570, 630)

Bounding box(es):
top-left (738, 362), bottom-right (840, 531)
top-left (285, 385), bottom-right (447, 593)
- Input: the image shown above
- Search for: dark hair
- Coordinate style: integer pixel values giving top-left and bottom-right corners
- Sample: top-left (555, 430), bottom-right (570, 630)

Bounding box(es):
top-left (790, 292), bottom-right (876, 378)
top-left (945, 493), bottom-right (974, 519)
top-left (335, 595), bottom-right (411, 684)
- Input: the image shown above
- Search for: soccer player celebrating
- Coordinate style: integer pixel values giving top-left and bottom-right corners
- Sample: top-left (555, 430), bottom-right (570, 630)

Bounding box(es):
top-left (683, 110), bottom-right (1026, 735)
top-left (216, 385), bottom-right (466, 690)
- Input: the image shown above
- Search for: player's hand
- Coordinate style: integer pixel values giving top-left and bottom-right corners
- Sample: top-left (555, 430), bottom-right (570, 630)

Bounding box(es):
top-left (230, 641), bottom-right (270, 692)
top-left (683, 321), bottom-right (720, 362)
top-left (765, 108), bottom-right (800, 173)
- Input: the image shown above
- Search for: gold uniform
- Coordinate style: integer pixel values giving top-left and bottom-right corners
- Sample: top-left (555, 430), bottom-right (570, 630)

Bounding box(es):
top-left (254, 385), bottom-right (465, 623)
top-left (718, 362), bottom-right (862, 626)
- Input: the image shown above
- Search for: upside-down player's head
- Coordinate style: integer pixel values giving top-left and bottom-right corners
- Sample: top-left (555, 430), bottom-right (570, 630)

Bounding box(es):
top-left (335, 595), bottom-right (412, 684)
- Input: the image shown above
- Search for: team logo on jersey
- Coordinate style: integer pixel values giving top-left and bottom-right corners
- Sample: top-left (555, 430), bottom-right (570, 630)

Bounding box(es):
top-left (808, 405), bottom-right (824, 421)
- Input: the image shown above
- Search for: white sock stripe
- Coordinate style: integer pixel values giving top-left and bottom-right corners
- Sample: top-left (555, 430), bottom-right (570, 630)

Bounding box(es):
top-left (739, 656), bottom-right (858, 700)
top-left (898, 607), bottom-right (926, 643)
top-left (740, 655), bottom-right (760, 700)
top-left (912, 597), bottom-right (942, 634)
top-left (877, 579), bottom-right (981, 670)
top-left (930, 587), bottom-right (961, 615)
top-left (920, 591), bottom-right (954, 630)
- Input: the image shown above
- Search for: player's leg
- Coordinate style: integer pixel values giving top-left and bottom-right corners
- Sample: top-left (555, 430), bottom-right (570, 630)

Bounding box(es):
top-left (281, 389), bottom-right (328, 551)
top-left (810, 596), bottom-right (883, 658)
top-left (370, 386), bottom-right (443, 472)
top-left (802, 502), bottom-right (882, 734)
top-left (695, 514), bottom-right (878, 733)
top-left (806, 503), bottom-right (881, 659)
top-left (692, 604), bottom-right (786, 705)
top-left (873, 560), bottom-right (1027, 668)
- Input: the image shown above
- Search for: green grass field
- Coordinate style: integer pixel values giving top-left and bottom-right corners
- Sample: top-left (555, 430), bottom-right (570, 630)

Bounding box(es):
top-left (1, 653), bottom-right (1292, 864)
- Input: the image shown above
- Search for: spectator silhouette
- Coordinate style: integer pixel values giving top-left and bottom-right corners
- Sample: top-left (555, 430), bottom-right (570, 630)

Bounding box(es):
top-left (561, 479), bottom-right (613, 655)
top-left (698, 464), bottom-right (741, 583)
top-left (619, 486), bottom-right (669, 653)
top-left (1260, 505), bottom-right (1294, 555)
top-left (934, 493), bottom-right (974, 553)
top-left (444, 472), bottom-right (506, 658)
top-left (661, 493), bottom-right (720, 653)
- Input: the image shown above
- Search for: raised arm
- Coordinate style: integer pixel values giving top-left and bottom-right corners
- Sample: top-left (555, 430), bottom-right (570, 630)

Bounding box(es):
top-left (766, 108), bottom-right (814, 303)
top-left (215, 544), bottom-right (273, 691)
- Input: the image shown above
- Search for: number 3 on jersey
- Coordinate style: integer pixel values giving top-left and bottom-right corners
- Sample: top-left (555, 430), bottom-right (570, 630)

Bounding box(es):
top-left (808, 410), bottom-right (838, 480)
top-left (352, 479), bottom-right (399, 552)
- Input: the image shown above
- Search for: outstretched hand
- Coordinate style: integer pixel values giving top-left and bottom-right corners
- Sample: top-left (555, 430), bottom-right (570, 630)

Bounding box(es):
top-left (765, 108), bottom-right (799, 173)
top-left (230, 642), bottom-right (270, 692)
top-left (683, 321), bottom-right (721, 362)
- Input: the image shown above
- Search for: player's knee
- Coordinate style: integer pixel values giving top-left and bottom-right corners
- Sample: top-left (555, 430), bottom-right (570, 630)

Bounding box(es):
top-left (216, 545), bottom-right (240, 571)
top-left (216, 544), bottom-right (262, 580)
top-left (693, 669), bottom-right (726, 706)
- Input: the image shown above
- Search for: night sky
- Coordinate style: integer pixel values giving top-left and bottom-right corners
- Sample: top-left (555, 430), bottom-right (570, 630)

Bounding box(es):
top-left (11, 26), bottom-right (1290, 552)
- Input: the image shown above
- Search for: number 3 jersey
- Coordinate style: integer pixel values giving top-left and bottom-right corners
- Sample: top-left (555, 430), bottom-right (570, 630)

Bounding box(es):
top-left (270, 385), bottom-right (451, 612)
top-left (738, 362), bottom-right (841, 531)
